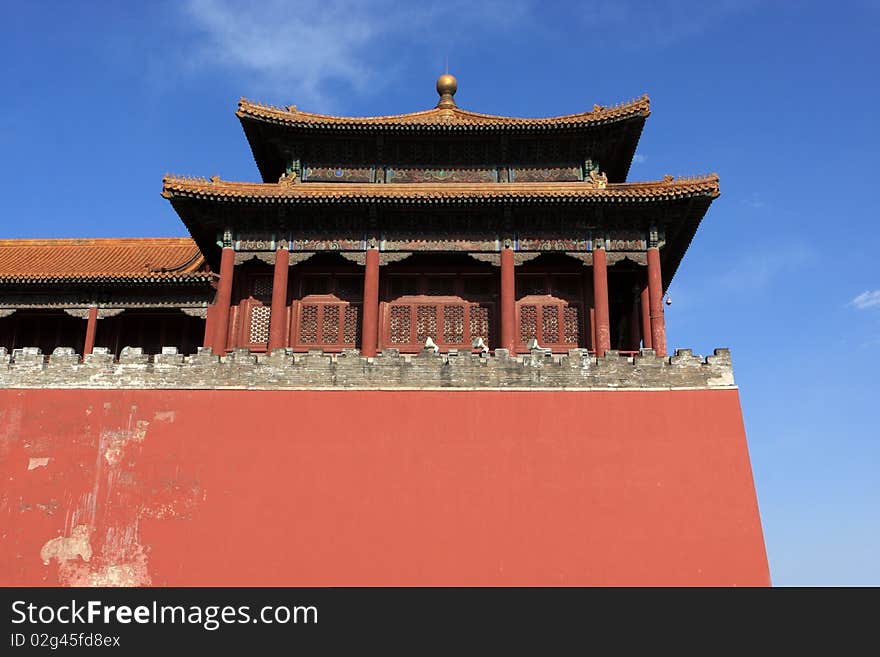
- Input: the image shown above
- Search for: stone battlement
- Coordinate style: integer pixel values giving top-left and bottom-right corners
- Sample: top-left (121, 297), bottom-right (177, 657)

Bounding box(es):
top-left (0, 346), bottom-right (735, 390)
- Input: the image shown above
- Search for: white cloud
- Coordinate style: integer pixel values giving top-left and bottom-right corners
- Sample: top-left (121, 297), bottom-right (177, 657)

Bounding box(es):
top-left (850, 290), bottom-right (880, 310)
top-left (717, 243), bottom-right (814, 292)
top-left (741, 194), bottom-right (766, 209)
top-left (632, 153), bottom-right (647, 164)
top-left (579, 0), bottom-right (761, 47)
top-left (180, 0), bottom-right (529, 107)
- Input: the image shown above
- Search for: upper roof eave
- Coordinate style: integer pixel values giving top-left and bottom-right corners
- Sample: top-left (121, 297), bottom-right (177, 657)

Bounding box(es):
top-left (161, 174), bottom-right (719, 204)
top-left (236, 95), bottom-right (651, 132)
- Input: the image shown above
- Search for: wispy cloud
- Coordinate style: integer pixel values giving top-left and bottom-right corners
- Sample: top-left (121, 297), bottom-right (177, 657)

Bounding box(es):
top-left (717, 243), bottom-right (814, 292)
top-left (579, 1), bottom-right (761, 47)
top-left (180, 0), bottom-right (529, 107)
top-left (741, 193), bottom-right (766, 209)
top-left (632, 153), bottom-right (647, 164)
top-left (850, 290), bottom-right (880, 310)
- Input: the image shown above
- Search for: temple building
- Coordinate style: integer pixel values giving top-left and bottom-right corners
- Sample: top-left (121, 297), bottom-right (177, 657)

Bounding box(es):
top-left (0, 75), bottom-right (770, 587)
top-left (2, 74), bottom-right (717, 360)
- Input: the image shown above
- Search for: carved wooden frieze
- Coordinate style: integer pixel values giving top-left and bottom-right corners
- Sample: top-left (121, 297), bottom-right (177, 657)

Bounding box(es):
top-left (0, 309), bottom-right (15, 318)
top-left (339, 253), bottom-right (366, 265)
top-left (339, 252), bottom-right (413, 266)
top-left (510, 165), bottom-right (581, 183)
top-left (378, 252), bottom-right (413, 266)
top-left (1, 293), bottom-right (211, 310)
top-left (236, 233), bottom-right (274, 251)
top-left (517, 237), bottom-right (590, 252)
top-left (385, 167), bottom-right (496, 184)
top-left (62, 308), bottom-right (92, 319)
top-left (290, 238), bottom-right (365, 251)
top-left (302, 166), bottom-right (374, 183)
top-left (606, 252), bottom-right (647, 266)
top-left (381, 235), bottom-right (499, 252)
top-left (97, 309), bottom-right (126, 319)
top-left (513, 253), bottom-right (541, 265)
top-left (288, 252), bottom-right (316, 265)
top-left (180, 307), bottom-right (209, 318)
top-left (467, 253), bottom-right (501, 266)
top-left (607, 230), bottom-right (647, 251)
top-left (564, 252), bottom-right (593, 265)
top-left (234, 252), bottom-right (275, 265)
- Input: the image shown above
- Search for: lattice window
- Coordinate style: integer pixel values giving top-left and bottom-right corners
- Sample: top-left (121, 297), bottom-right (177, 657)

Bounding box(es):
top-left (343, 305), bottom-right (359, 344)
top-left (469, 305), bottom-right (489, 342)
top-left (249, 306), bottom-right (271, 344)
top-left (300, 305), bottom-right (318, 344)
top-left (520, 305), bottom-right (537, 342)
top-left (542, 307), bottom-right (559, 342)
top-left (416, 306), bottom-right (438, 342)
top-left (443, 305), bottom-right (464, 344)
top-left (390, 305), bottom-right (410, 344)
top-left (563, 306), bottom-right (580, 344)
top-left (321, 305), bottom-right (340, 343)
top-left (252, 277), bottom-right (273, 301)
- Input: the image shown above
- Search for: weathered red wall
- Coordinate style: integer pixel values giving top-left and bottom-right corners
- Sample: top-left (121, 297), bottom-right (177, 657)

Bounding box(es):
top-left (0, 389), bottom-right (769, 586)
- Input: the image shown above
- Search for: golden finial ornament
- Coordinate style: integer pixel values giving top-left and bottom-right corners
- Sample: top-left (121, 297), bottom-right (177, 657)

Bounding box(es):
top-left (436, 73), bottom-right (458, 108)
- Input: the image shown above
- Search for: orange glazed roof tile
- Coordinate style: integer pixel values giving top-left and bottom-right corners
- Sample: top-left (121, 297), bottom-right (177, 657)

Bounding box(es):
top-left (236, 95), bottom-right (651, 131)
top-left (162, 174), bottom-right (719, 204)
top-left (0, 237), bottom-right (211, 284)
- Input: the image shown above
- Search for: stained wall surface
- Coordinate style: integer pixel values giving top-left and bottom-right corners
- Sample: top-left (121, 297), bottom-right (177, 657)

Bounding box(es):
top-left (0, 388), bottom-right (769, 586)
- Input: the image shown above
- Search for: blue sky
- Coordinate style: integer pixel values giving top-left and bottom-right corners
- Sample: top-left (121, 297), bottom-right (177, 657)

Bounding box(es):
top-left (2, 1), bottom-right (878, 585)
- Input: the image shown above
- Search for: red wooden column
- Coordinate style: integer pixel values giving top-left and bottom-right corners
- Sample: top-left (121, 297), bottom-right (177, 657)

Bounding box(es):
top-left (83, 305), bottom-right (98, 356)
top-left (628, 288), bottom-right (641, 351)
top-left (500, 248), bottom-right (515, 353)
top-left (212, 246), bottom-right (235, 353)
top-left (203, 306), bottom-right (215, 348)
top-left (361, 248), bottom-right (380, 357)
top-left (592, 246), bottom-right (611, 356)
top-left (268, 247), bottom-right (290, 351)
top-left (647, 246), bottom-right (667, 357)
top-left (639, 280), bottom-right (652, 350)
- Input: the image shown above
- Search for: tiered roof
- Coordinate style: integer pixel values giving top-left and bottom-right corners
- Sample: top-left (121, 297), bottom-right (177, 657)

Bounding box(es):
top-left (0, 238), bottom-right (211, 284)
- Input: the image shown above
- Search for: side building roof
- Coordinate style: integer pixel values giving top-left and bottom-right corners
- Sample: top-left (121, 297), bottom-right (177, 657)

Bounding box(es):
top-left (0, 237), bottom-right (212, 284)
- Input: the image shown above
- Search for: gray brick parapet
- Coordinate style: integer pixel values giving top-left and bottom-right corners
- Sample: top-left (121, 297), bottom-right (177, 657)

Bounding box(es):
top-left (0, 346), bottom-right (736, 390)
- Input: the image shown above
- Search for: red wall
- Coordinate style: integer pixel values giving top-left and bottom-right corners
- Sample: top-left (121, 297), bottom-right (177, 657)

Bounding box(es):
top-left (0, 388), bottom-right (769, 586)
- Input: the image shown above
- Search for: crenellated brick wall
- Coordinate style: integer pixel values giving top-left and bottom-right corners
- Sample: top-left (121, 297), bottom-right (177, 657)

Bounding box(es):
top-left (0, 345), bottom-right (735, 390)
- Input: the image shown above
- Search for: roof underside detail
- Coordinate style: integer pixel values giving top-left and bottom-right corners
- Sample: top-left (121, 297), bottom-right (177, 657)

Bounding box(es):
top-left (162, 174), bottom-right (719, 204)
top-left (0, 238), bottom-right (211, 284)
top-left (236, 95), bottom-right (651, 130)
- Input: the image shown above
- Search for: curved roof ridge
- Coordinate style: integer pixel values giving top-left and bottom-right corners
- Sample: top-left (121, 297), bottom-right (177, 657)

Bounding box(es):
top-left (236, 94), bottom-right (650, 129)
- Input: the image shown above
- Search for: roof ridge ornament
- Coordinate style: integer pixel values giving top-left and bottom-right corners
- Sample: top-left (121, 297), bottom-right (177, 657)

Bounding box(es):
top-left (436, 73), bottom-right (458, 109)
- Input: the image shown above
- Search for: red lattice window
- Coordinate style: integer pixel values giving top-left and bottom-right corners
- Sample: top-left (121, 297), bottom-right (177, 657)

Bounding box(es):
top-left (516, 296), bottom-right (582, 352)
top-left (321, 305), bottom-right (340, 344)
top-left (389, 305), bottom-right (411, 344)
top-left (249, 306), bottom-right (271, 344)
top-left (343, 306), bottom-right (359, 344)
top-left (416, 306), bottom-right (438, 342)
top-left (443, 305), bottom-right (464, 343)
top-left (519, 305), bottom-right (538, 342)
top-left (469, 305), bottom-right (490, 342)
top-left (299, 305), bottom-right (319, 344)
top-left (381, 298), bottom-right (494, 352)
top-left (563, 307), bottom-right (580, 344)
top-left (292, 299), bottom-right (359, 351)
